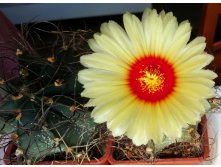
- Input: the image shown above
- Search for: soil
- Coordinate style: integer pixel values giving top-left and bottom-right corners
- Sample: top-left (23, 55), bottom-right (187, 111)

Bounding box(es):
top-left (113, 122), bottom-right (204, 161)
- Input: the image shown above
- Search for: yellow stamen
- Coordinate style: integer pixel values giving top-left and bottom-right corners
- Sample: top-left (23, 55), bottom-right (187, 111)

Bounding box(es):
top-left (138, 66), bottom-right (165, 94)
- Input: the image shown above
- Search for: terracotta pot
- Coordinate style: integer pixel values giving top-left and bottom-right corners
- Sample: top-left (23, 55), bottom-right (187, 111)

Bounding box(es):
top-left (108, 115), bottom-right (209, 165)
top-left (4, 138), bottom-right (113, 165)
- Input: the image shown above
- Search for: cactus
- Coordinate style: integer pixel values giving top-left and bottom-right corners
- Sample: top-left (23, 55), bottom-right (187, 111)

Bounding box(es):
top-left (0, 27), bottom-right (104, 164)
top-left (153, 125), bottom-right (201, 154)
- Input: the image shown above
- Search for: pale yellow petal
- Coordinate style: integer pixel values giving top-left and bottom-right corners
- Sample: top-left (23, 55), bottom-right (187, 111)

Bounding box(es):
top-left (169, 95), bottom-right (201, 125)
top-left (123, 12), bottom-right (146, 56)
top-left (146, 104), bottom-right (162, 144)
top-left (178, 77), bottom-right (215, 88)
top-left (127, 103), bottom-right (163, 145)
top-left (175, 82), bottom-right (215, 99)
top-left (174, 37), bottom-right (206, 65)
top-left (82, 83), bottom-right (128, 102)
top-left (160, 17), bottom-right (178, 57)
top-left (179, 69), bottom-right (218, 80)
top-left (177, 53), bottom-right (214, 73)
top-left (83, 80), bottom-right (127, 89)
top-left (173, 21), bottom-right (191, 41)
top-left (185, 36), bottom-right (206, 48)
top-left (81, 85), bottom-right (126, 98)
top-left (92, 95), bottom-right (134, 124)
top-left (80, 53), bottom-right (128, 73)
top-left (166, 33), bottom-right (191, 62)
top-left (85, 88), bottom-right (128, 107)
top-left (159, 20), bottom-right (191, 62)
top-left (161, 11), bottom-right (174, 25)
top-left (142, 9), bottom-right (152, 55)
top-left (142, 9), bottom-right (162, 55)
top-left (126, 103), bottom-right (149, 145)
top-left (88, 36), bottom-right (132, 62)
top-left (88, 38), bottom-right (104, 53)
top-left (93, 33), bottom-right (134, 64)
top-left (164, 27), bottom-right (191, 61)
top-left (100, 21), bottom-right (135, 59)
top-left (106, 96), bottom-right (136, 122)
top-left (91, 101), bottom-right (116, 123)
top-left (165, 97), bottom-right (190, 128)
top-left (174, 92), bottom-right (206, 114)
top-left (107, 101), bottom-right (138, 136)
top-left (159, 10), bottom-right (166, 18)
top-left (142, 8), bottom-right (152, 20)
top-left (149, 13), bottom-right (163, 55)
top-left (157, 102), bottom-right (182, 140)
top-left (78, 69), bottom-right (124, 84)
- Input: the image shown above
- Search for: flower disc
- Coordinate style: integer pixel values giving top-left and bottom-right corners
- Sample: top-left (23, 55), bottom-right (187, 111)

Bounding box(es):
top-left (128, 56), bottom-right (176, 103)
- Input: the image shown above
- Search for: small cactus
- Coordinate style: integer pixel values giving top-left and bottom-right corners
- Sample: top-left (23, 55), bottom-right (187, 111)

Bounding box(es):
top-left (0, 26), bottom-right (104, 164)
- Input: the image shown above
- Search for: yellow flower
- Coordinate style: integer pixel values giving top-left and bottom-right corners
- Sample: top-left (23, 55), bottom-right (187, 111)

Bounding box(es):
top-left (78, 9), bottom-right (217, 146)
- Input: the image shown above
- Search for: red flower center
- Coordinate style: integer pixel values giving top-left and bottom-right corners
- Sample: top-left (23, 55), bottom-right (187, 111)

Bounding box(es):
top-left (127, 56), bottom-right (176, 103)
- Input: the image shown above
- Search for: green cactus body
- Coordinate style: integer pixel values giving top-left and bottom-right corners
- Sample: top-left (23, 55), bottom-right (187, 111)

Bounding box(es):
top-left (0, 117), bottom-right (17, 133)
top-left (17, 129), bottom-right (66, 162)
top-left (153, 125), bottom-right (201, 154)
top-left (0, 29), bottom-right (102, 164)
top-left (47, 109), bottom-right (98, 147)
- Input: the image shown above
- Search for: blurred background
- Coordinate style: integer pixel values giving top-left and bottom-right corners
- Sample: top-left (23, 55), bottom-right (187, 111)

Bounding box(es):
top-left (0, 4), bottom-right (204, 32)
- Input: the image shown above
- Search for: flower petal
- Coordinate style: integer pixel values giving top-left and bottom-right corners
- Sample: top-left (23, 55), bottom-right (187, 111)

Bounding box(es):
top-left (169, 95), bottom-right (201, 125)
top-left (179, 76), bottom-right (215, 88)
top-left (78, 69), bottom-right (124, 84)
top-left (160, 16), bottom-right (178, 57)
top-left (92, 95), bottom-right (134, 123)
top-left (142, 9), bottom-right (163, 55)
top-left (81, 84), bottom-right (126, 98)
top-left (175, 82), bottom-right (215, 99)
top-left (126, 103), bottom-right (150, 145)
top-left (177, 53), bottom-right (214, 72)
top-left (100, 21), bottom-right (135, 59)
top-left (80, 53), bottom-right (128, 73)
top-left (174, 37), bottom-right (206, 65)
top-left (85, 87), bottom-right (128, 107)
top-left (123, 12), bottom-right (147, 56)
top-left (180, 69), bottom-right (217, 80)
top-left (107, 101), bottom-right (138, 137)
top-left (158, 102), bottom-right (182, 140)
top-left (165, 21), bottom-right (191, 61)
